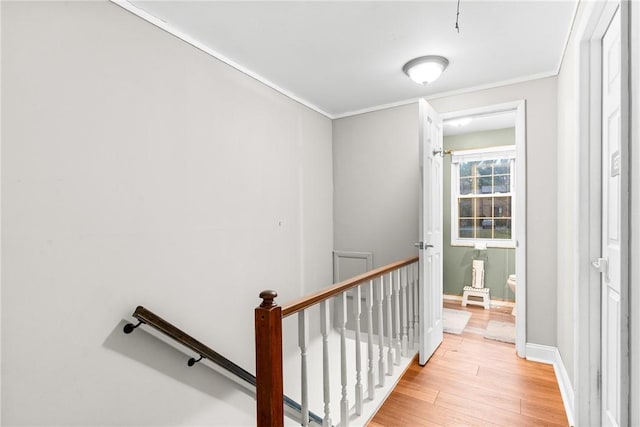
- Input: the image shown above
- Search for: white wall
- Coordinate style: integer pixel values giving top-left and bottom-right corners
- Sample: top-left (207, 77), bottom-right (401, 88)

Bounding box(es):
top-left (1, 2), bottom-right (333, 425)
top-left (333, 103), bottom-right (420, 268)
top-left (429, 77), bottom-right (558, 347)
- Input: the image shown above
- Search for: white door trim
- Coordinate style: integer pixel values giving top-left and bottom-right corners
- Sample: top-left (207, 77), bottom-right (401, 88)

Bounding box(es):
top-left (574, 1), bottom-right (630, 425)
top-left (332, 250), bottom-right (373, 283)
top-left (440, 100), bottom-right (526, 358)
top-left (630, 3), bottom-right (640, 426)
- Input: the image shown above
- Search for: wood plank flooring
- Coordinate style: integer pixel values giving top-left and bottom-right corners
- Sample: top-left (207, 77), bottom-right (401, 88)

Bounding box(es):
top-left (368, 302), bottom-right (569, 426)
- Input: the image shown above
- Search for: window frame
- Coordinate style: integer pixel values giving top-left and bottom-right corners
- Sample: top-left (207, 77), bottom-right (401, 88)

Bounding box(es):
top-left (450, 145), bottom-right (516, 248)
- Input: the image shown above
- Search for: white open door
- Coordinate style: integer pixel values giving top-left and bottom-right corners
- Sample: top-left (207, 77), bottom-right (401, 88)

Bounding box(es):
top-left (418, 99), bottom-right (444, 365)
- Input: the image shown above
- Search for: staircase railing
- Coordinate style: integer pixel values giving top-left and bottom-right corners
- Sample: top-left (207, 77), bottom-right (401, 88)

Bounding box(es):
top-left (123, 306), bottom-right (323, 425)
top-left (255, 256), bottom-right (420, 427)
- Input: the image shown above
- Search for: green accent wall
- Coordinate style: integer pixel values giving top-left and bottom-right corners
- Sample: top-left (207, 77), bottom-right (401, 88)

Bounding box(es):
top-left (443, 128), bottom-right (516, 301)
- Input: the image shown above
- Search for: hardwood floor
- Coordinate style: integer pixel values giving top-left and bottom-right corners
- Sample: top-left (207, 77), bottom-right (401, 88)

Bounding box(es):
top-left (367, 302), bottom-right (569, 426)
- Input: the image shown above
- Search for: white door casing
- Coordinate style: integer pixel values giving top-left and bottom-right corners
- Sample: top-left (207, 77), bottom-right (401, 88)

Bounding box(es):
top-left (418, 99), bottom-right (444, 365)
top-left (599, 6), bottom-right (627, 427)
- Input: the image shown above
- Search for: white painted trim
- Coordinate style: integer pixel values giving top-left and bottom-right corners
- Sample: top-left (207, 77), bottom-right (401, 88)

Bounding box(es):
top-left (449, 147), bottom-right (516, 248)
top-left (110, 0), bottom-right (333, 119)
top-left (333, 99), bottom-right (421, 120)
top-left (573, 2), bottom-right (605, 425)
top-left (427, 72), bottom-right (558, 102)
top-left (333, 251), bottom-right (373, 299)
top-left (630, 3), bottom-right (640, 426)
top-left (525, 343), bottom-right (556, 364)
top-left (332, 251), bottom-right (373, 283)
top-left (450, 145), bottom-right (516, 162)
top-left (619, 3), bottom-right (632, 425)
top-left (0, 2), bottom-right (3, 422)
top-left (335, 74), bottom-right (556, 120)
top-left (443, 294), bottom-right (514, 308)
top-left (554, 348), bottom-right (576, 427)
top-left (438, 100), bottom-right (526, 122)
top-left (439, 100), bottom-right (526, 358)
top-left (525, 344), bottom-right (575, 426)
top-left (513, 101), bottom-right (526, 360)
top-left (556, 1), bottom-right (582, 76)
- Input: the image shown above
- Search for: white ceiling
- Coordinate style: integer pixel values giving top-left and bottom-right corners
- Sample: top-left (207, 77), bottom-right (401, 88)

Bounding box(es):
top-left (123, 0), bottom-right (577, 118)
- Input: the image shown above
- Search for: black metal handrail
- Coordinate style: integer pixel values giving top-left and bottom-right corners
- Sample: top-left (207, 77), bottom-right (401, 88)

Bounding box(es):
top-left (123, 306), bottom-right (322, 425)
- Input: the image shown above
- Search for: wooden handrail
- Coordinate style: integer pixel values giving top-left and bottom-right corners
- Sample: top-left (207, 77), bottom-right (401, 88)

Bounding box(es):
top-left (129, 306), bottom-right (257, 384)
top-left (126, 305), bottom-right (324, 425)
top-left (256, 256), bottom-right (419, 426)
top-left (281, 256), bottom-right (418, 317)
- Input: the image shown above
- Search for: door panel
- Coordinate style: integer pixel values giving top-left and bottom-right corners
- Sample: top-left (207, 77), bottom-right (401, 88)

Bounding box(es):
top-left (601, 6), bottom-right (622, 426)
top-left (418, 99), bottom-right (443, 365)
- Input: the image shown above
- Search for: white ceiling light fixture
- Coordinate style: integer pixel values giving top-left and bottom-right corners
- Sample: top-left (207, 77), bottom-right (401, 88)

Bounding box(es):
top-left (402, 55), bottom-right (449, 85)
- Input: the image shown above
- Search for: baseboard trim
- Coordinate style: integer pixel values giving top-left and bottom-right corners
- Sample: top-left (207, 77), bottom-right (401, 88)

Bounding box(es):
top-left (525, 343), bottom-right (575, 426)
top-left (525, 343), bottom-right (556, 364)
top-left (443, 293), bottom-right (515, 308)
top-left (553, 348), bottom-right (575, 427)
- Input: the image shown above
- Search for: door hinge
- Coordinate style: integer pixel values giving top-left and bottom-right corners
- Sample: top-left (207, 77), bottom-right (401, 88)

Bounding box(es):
top-left (597, 369), bottom-right (601, 391)
top-left (591, 257), bottom-right (610, 283)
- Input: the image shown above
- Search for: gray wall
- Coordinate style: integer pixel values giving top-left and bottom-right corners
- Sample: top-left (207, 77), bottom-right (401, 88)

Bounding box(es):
top-left (333, 103), bottom-right (420, 268)
top-left (334, 77), bottom-right (558, 348)
top-left (429, 77), bottom-right (558, 347)
top-left (443, 129), bottom-right (516, 301)
top-left (1, 2), bottom-right (333, 425)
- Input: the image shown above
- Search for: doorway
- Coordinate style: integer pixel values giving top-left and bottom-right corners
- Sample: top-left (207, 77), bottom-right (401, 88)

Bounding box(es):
top-left (438, 101), bottom-right (526, 357)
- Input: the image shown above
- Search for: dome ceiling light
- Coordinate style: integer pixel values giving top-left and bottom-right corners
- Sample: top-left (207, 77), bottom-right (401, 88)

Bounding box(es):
top-left (402, 55), bottom-right (449, 85)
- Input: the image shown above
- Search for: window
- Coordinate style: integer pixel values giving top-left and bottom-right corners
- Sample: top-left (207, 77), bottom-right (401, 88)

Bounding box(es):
top-left (450, 146), bottom-right (516, 247)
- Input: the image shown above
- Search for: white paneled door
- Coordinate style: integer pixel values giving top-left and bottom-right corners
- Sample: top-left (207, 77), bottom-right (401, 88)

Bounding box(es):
top-left (600, 6), bottom-right (623, 427)
top-left (418, 99), bottom-right (444, 365)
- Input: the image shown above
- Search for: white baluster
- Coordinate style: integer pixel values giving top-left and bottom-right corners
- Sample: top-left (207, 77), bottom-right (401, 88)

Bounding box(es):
top-left (366, 279), bottom-right (375, 400)
top-left (413, 263), bottom-right (420, 346)
top-left (400, 267), bottom-right (409, 357)
top-left (339, 292), bottom-right (349, 427)
top-left (298, 311), bottom-right (309, 427)
top-left (376, 276), bottom-right (385, 387)
top-left (385, 273), bottom-right (394, 376)
top-left (353, 285), bottom-right (363, 415)
top-left (320, 300), bottom-right (332, 427)
top-left (407, 265), bottom-right (415, 350)
top-left (393, 269), bottom-right (402, 365)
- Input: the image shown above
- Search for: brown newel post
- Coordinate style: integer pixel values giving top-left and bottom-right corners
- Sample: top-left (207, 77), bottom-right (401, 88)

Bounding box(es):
top-left (255, 290), bottom-right (283, 427)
